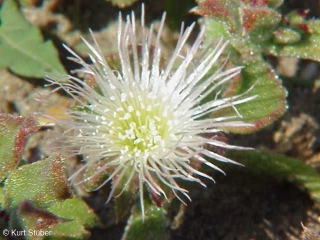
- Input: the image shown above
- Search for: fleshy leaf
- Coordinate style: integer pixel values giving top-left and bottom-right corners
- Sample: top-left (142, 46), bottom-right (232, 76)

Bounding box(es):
top-left (17, 201), bottom-right (65, 240)
top-left (211, 60), bottom-right (287, 133)
top-left (266, 0), bottom-right (283, 8)
top-left (272, 27), bottom-right (301, 44)
top-left (0, 0), bottom-right (66, 78)
top-left (122, 203), bottom-right (169, 240)
top-left (266, 20), bottom-right (320, 61)
top-left (81, 162), bottom-right (110, 192)
top-left (0, 186), bottom-right (4, 210)
top-left (0, 114), bottom-right (38, 182)
top-left (48, 198), bottom-right (98, 229)
top-left (241, 7), bottom-right (281, 42)
top-left (46, 221), bottom-right (90, 239)
top-left (191, 0), bottom-right (232, 19)
top-left (287, 9), bottom-right (309, 29)
top-left (194, 0), bottom-right (288, 133)
top-left (113, 174), bottom-right (137, 223)
top-left (191, 0), bottom-right (241, 33)
top-left (226, 150), bottom-right (320, 204)
top-left (47, 198), bottom-right (98, 239)
top-left (241, 0), bottom-right (283, 8)
top-left (201, 19), bottom-right (287, 133)
top-left (4, 155), bottom-right (72, 213)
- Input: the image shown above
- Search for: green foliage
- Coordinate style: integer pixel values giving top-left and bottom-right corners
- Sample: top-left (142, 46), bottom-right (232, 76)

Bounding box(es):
top-left (0, 115), bottom-right (98, 239)
top-left (0, 155), bottom-right (98, 239)
top-left (113, 178), bottom-right (137, 223)
top-left (266, 20), bottom-right (320, 61)
top-left (211, 58), bottom-right (287, 133)
top-left (81, 162), bottom-right (110, 192)
top-left (0, 0), bottom-right (66, 78)
top-left (122, 202), bottom-right (169, 240)
top-left (17, 201), bottom-right (65, 240)
top-left (16, 198), bottom-right (99, 240)
top-left (191, 0), bottom-right (320, 133)
top-left (0, 114), bottom-right (38, 182)
top-left (47, 198), bottom-right (98, 239)
top-left (4, 155), bottom-right (71, 212)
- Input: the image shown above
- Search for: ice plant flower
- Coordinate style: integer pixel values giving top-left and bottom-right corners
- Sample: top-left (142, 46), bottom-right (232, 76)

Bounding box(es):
top-left (46, 8), bottom-right (256, 217)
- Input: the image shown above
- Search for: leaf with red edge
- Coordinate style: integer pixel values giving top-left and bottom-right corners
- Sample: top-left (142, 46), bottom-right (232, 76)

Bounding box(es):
top-left (241, 0), bottom-right (283, 8)
top-left (241, 7), bottom-right (281, 42)
top-left (192, 0), bottom-right (232, 19)
top-left (241, 0), bottom-right (284, 8)
top-left (242, 0), bottom-right (268, 7)
top-left (194, 0), bottom-right (288, 134)
top-left (266, 20), bottom-right (320, 61)
top-left (0, 114), bottom-right (38, 182)
top-left (4, 155), bottom-right (72, 213)
top-left (15, 198), bottom-right (98, 240)
top-left (272, 27), bottom-right (301, 44)
top-left (266, 0), bottom-right (283, 8)
top-left (16, 201), bottom-right (66, 240)
top-left (191, 0), bottom-right (241, 33)
top-left (47, 198), bottom-right (98, 239)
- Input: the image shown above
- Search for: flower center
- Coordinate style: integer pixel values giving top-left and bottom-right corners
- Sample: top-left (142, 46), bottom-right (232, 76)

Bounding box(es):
top-left (112, 91), bottom-right (173, 161)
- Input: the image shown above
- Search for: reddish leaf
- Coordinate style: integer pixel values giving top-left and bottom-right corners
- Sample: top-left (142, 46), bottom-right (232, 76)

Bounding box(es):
top-left (0, 114), bottom-right (38, 182)
top-left (241, 7), bottom-right (281, 41)
top-left (17, 201), bottom-right (66, 230)
top-left (5, 155), bottom-right (72, 212)
top-left (192, 0), bottom-right (231, 19)
top-left (242, 0), bottom-right (268, 7)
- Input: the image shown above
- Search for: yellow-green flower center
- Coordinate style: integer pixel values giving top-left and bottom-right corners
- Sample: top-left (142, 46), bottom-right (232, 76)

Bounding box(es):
top-left (110, 92), bottom-right (173, 161)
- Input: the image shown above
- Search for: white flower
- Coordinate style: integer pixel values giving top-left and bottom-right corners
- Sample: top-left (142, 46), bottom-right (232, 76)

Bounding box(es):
top-left (47, 7), bottom-right (256, 218)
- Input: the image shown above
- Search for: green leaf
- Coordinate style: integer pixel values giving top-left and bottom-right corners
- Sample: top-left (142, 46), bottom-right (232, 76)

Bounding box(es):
top-left (226, 150), bottom-right (320, 204)
top-left (113, 175), bottom-right (137, 223)
top-left (0, 114), bottom-right (38, 182)
top-left (0, 185), bottom-right (5, 210)
top-left (201, 21), bottom-right (287, 134)
top-left (122, 203), bottom-right (169, 240)
top-left (17, 201), bottom-right (65, 240)
top-left (48, 198), bottom-right (98, 229)
top-left (266, 20), bottom-right (320, 61)
top-left (272, 27), bottom-right (301, 44)
top-left (81, 162), bottom-right (109, 192)
top-left (4, 155), bottom-right (72, 213)
top-left (16, 198), bottom-right (98, 240)
top-left (194, 1), bottom-right (288, 133)
top-left (0, 0), bottom-right (66, 78)
top-left (212, 59), bottom-right (287, 133)
top-left (191, 0), bottom-right (242, 34)
top-left (47, 198), bottom-right (98, 239)
top-left (266, 0), bottom-right (283, 8)
top-left (241, 7), bottom-right (281, 43)
top-left (47, 221), bottom-right (90, 240)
